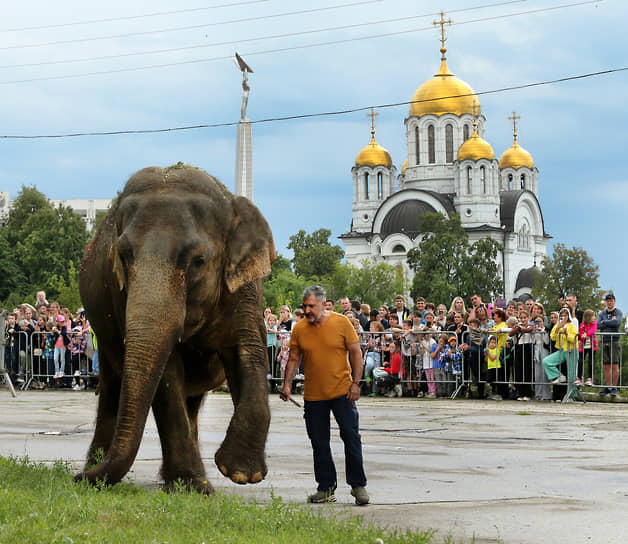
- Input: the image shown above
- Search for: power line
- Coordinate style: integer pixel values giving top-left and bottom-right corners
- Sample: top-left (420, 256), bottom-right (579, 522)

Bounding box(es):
top-left (1, 65), bottom-right (625, 139)
top-left (0, 0), bottom-right (528, 70)
top-left (0, 1), bottom-right (270, 33)
top-left (0, 0), bottom-right (602, 84)
top-left (0, 0), bottom-right (384, 51)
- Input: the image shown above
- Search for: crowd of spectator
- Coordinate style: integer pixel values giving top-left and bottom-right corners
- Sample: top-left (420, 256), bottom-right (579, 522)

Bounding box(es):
top-left (2, 291), bottom-right (98, 390)
top-left (264, 292), bottom-right (626, 403)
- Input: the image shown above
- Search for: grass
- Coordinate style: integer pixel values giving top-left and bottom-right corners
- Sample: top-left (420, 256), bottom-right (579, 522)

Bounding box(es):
top-left (0, 456), bottom-right (437, 544)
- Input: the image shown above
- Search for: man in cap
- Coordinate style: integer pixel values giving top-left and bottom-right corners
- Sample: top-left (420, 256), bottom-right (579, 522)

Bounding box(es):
top-left (597, 293), bottom-right (623, 396)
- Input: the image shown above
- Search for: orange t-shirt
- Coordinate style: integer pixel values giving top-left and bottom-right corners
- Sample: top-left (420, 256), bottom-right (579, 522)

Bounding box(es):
top-left (290, 312), bottom-right (359, 401)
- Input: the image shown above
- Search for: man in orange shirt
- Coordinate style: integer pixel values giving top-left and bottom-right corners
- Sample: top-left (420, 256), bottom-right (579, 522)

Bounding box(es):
top-left (281, 285), bottom-right (369, 506)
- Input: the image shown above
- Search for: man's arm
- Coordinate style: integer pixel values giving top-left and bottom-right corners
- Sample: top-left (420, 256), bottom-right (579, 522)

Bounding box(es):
top-left (280, 345), bottom-right (302, 400)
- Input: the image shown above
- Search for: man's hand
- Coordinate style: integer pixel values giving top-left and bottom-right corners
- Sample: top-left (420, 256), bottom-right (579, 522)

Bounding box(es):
top-left (280, 382), bottom-right (292, 402)
top-left (346, 382), bottom-right (361, 402)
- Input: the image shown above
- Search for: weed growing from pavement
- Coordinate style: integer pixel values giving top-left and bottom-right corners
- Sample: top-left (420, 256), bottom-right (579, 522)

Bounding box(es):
top-left (0, 456), bottom-right (441, 543)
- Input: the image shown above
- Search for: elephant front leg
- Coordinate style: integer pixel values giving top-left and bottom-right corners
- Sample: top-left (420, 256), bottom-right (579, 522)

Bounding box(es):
top-left (152, 356), bottom-right (213, 494)
top-left (214, 345), bottom-right (270, 485)
top-left (81, 355), bottom-right (121, 472)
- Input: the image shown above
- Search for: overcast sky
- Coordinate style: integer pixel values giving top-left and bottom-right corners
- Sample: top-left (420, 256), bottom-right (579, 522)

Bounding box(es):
top-left (1, 0), bottom-right (625, 307)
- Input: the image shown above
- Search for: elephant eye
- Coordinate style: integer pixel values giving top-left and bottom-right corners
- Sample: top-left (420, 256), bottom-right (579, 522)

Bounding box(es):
top-left (191, 255), bottom-right (206, 268)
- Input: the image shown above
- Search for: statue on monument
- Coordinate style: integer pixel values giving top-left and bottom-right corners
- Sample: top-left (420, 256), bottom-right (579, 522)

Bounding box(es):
top-left (235, 53), bottom-right (254, 121)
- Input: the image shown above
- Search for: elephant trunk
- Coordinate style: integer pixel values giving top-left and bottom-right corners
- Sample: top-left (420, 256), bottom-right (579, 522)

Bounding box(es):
top-left (88, 260), bottom-right (185, 485)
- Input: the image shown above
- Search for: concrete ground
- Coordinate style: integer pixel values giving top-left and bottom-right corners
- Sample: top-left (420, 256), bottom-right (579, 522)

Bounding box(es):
top-left (2, 389), bottom-right (628, 543)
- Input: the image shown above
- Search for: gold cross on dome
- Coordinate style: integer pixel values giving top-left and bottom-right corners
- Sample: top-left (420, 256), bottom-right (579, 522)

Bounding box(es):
top-left (367, 107), bottom-right (379, 137)
top-left (433, 11), bottom-right (452, 52)
top-left (508, 111), bottom-right (520, 138)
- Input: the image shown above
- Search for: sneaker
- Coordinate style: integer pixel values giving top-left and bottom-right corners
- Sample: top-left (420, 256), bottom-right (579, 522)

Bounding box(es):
top-left (74, 370), bottom-right (80, 377)
top-left (72, 384), bottom-right (81, 391)
top-left (426, 393), bottom-right (436, 399)
top-left (394, 384), bottom-right (403, 398)
top-left (307, 489), bottom-right (336, 504)
top-left (610, 388), bottom-right (618, 396)
top-left (350, 486), bottom-right (370, 506)
top-left (16, 377), bottom-right (24, 384)
top-left (599, 388), bottom-right (610, 395)
top-left (573, 378), bottom-right (583, 387)
top-left (488, 394), bottom-right (502, 401)
top-left (551, 375), bottom-right (567, 384)
top-left (584, 378), bottom-right (593, 386)
top-left (416, 391), bottom-right (424, 398)
top-left (368, 392), bottom-right (377, 397)
top-left (385, 390), bottom-right (396, 398)
top-left (517, 396), bottom-right (530, 401)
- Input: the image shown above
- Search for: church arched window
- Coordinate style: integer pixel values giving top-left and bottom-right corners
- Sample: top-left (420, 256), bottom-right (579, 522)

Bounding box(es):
top-left (377, 172), bottom-right (383, 199)
top-left (480, 166), bottom-right (486, 193)
top-left (508, 173), bottom-right (513, 191)
top-left (364, 172), bottom-right (369, 200)
top-left (392, 244), bottom-right (406, 254)
top-left (466, 166), bottom-right (472, 194)
top-left (445, 124), bottom-right (454, 163)
top-left (518, 222), bottom-right (530, 249)
top-left (463, 124), bottom-right (470, 141)
top-left (520, 173), bottom-right (526, 189)
top-left (427, 125), bottom-right (435, 164)
top-left (414, 126), bottom-right (420, 165)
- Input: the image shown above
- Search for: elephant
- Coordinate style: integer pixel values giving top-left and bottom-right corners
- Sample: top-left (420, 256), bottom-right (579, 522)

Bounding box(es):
top-left (76, 163), bottom-right (275, 494)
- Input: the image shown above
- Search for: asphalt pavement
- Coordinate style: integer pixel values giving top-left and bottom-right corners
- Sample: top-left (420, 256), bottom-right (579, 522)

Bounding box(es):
top-left (2, 388), bottom-right (628, 543)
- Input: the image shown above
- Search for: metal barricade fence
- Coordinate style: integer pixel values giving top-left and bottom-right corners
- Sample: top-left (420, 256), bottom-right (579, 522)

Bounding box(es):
top-left (16, 330), bottom-right (97, 391)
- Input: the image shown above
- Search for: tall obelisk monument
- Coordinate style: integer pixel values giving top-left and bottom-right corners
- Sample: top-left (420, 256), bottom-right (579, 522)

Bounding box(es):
top-left (234, 53), bottom-right (253, 201)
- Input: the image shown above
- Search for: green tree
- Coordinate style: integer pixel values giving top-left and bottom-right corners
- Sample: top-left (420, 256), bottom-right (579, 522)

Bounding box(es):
top-left (48, 261), bottom-right (83, 313)
top-left (287, 228), bottom-right (344, 279)
top-left (1, 186), bottom-right (89, 307)
top-left (407, 212), bottom-right (503, 304)
top-left (531, 243), bottom-right (602, 311)
top-left (324, 260), bottom-right (407, 309)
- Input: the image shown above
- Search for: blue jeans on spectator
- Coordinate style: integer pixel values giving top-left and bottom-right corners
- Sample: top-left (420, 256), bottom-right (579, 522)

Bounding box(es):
top-left (304, 394), bottom-right (367, 492)
top-left (364, 351), bottom-right (381, 393)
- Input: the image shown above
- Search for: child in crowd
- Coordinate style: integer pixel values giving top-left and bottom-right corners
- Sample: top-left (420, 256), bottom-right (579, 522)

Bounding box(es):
top-left (374, 339), bottom-right (403, 397)
top-left (448, 335), bottom-right (463, 389)
top-left (420, 330), bottom-right (437, 398)
top-left (70, 325), bottom-right (87, 390)
top-left (52, 314), bottom-right (70, 383)
top-left (42, 321), bottom-right (55, 387)
top-left (542, 308), bottom-right (579, 387)
top-left (484, 335), bottom-right (502, 400)
top-left (578, 309), bottom-right (598, 386)
top-left (276, 339), bottom-right (290, 380)
top-left (466, 318), bottom-right (487, 399)
top-left (431, 333), bottom-right (451, 397)
top-left (266, 314), bottom-right (278, 389)
top-left (400, 319), bottom-right (417, 396)
top-left (4, 314), bottom-right (20, 384)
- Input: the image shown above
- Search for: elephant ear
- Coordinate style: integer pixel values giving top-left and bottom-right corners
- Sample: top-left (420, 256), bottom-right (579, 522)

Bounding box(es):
top-left (225, 196), bottom-right (276, 293)
top-left (108, 243), bottom-right (126, 291)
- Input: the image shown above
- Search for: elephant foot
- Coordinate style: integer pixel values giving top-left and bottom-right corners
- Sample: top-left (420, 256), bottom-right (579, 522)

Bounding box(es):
top-left (74, 466), bottom-right (115, 488)
top-left (162, 477), bottom-right (215, 495)
top-left (214, 443), bottom-right (267, 485)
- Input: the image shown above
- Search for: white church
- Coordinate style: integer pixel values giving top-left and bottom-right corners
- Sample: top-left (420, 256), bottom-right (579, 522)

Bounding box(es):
top-left (340, 24), bottom-right (548, 301)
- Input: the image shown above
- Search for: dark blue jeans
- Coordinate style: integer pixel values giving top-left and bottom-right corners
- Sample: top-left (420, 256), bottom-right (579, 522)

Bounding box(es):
top-left (304, 395), bottom-right (367, 492)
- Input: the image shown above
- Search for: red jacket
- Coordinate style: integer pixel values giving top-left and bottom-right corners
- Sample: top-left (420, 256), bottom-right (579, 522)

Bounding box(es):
top-left (386, 352), bottom-right (404, 377)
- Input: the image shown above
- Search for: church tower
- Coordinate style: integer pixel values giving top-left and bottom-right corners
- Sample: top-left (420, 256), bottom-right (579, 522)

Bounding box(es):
top-left (454, 116), bottom-right (501, 229)
top-left (499, 112), bottom-right (538, 195)
top-left (351, 109), bottom-right (396, 233)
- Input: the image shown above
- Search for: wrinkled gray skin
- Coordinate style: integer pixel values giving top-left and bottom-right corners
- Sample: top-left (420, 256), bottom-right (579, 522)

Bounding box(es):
top-left (76, 164), bottom-right (275, 493)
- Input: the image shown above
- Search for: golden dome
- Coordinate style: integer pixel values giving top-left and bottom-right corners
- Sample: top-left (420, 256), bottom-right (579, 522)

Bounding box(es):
top-left (499, 139), bottom-right (534, 169)
top-left (355, 136), bottom-right (392, 168)
top-left (410, 58), bottom-right (480, 117)
top-left (401, 159), bottom-right (407, 175)
top-left (457, 127), bottom-right (495, 161)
